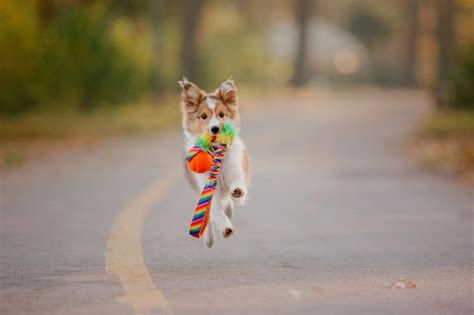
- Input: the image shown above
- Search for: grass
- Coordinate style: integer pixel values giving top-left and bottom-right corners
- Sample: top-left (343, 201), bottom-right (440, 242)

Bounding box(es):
top-left (415, 108), bottom-right (474, 187)
top-left (0, 97), bottom-right (181, 168)
top-left (0, 100), bottom-right (180, 141)
top-left (420, 110), bottom-right (474, 137)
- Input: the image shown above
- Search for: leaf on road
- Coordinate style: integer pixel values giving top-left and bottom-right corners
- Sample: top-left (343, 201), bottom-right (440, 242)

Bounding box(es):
top-left (386, 278), bottom-right (417, 289)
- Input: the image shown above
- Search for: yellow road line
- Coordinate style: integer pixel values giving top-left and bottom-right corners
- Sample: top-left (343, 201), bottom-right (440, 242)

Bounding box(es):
top-left (106, 172), bottom-right (179, 315)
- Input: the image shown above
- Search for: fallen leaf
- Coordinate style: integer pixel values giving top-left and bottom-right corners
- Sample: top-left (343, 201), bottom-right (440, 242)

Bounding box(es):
top-left (388, 278), bottom-right (417, 289)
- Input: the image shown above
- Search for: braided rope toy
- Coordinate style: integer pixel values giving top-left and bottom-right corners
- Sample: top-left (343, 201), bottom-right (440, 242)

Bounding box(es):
top-left (186, 121), bottom-right (237, 238)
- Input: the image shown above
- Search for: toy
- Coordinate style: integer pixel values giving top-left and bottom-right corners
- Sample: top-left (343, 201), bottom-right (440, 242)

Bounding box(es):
top-left (186, 148), bottom-right (213, 173)
top-left (187, 121), bottom-right (237, 238)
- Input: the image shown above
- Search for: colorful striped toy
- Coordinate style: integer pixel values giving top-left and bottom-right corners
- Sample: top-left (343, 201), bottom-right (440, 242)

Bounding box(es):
top-left (189, 143), bottom-right (226, 238)
top-left (187, 121), bottom-right (237, 239)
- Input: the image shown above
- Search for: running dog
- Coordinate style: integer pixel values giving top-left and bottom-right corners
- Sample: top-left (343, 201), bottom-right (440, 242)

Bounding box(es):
top-left (179, 78), bottom-right (250, 248)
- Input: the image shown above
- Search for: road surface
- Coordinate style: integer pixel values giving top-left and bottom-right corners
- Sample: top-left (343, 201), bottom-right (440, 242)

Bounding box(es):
top-left (1, 89), bottom-right (473, 315)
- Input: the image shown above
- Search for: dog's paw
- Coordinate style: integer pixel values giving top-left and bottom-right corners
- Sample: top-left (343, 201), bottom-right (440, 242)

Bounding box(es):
top-left (230, 181), bottom-right (247, 204)
top-left (231, 187), bottom-right (244, 198)
top-left (222, 226), bottom-right (235, 238)
top-left (203, 228), bottom-right (214, 248)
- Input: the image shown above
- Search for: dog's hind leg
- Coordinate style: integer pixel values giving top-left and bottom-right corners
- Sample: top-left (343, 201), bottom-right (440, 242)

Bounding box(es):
top-left (203, 219), bottom-right (215, 248)
top-left (220, 196), bottom-right (234, 220)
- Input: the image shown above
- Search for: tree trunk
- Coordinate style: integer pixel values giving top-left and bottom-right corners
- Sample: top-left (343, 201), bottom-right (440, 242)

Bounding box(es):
top-left (435, 0), bottom-right (456, 109)
top-left (403, 0), bottom-right (419, 86)
top-left (290, 0), bottom-right (312, 87)
top-left (150, 0), bottom-right (165, 101)
top-left (180, 0), bottom-right (204, 81)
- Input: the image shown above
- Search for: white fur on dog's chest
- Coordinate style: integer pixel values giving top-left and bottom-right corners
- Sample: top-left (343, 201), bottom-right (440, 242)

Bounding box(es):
top-left (222, 137), bottom-right (244, 166)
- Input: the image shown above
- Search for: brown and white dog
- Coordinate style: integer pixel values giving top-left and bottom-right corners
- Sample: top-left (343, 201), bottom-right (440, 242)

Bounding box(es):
top-left (179, 78), bottom-right (250, 248)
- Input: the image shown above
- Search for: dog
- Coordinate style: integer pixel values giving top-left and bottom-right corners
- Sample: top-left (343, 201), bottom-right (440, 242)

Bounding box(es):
top-left (178, 77), bottom-right (250, 248)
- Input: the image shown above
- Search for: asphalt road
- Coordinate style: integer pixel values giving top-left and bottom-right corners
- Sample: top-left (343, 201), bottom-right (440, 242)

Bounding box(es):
top-left (1, 89), bottom-right (473, 315)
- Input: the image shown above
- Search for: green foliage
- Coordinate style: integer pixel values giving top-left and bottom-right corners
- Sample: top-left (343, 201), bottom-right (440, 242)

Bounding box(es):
top-left (196, 4), bottom-right (279, 90)
top-left (347, 3), bottom-right (392, 47)
top-left (422, 110), bottom-right (474, 137)
top-left (0, 0), bottom-right (294, 118)
top-left (0, 1), bottom-right (41, 114)
top-left (0, 1), bottom-right (148, 115)
top-left (346, 2), bottom-right (405, 86)
top-left (452, 43), bottom-right (474, 110)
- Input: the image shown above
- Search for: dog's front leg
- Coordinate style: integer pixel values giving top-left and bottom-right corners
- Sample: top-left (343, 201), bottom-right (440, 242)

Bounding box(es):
top-left (211, 191), bottom-right (235, 238)
top-left (224, 138), bottom-right (248, 206)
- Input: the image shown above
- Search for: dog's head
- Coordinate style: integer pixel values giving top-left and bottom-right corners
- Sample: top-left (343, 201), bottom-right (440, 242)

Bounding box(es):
top-left (179, 78), bottom-right (240, 137)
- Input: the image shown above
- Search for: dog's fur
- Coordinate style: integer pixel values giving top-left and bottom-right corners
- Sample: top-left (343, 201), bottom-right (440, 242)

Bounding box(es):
top-left (179, 78), bottom-right (250, 248)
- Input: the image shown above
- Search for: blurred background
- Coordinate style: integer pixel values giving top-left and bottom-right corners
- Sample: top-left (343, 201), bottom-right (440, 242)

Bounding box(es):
top-left (0, 0), bottom-right (473, 173)
top-left (1, 0), bottom-right (473, 109)
top-left (1, 2), bottom-right (474, 314)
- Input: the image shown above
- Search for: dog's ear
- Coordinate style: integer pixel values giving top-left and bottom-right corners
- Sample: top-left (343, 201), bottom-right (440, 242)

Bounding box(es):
top-left (216, 79), bottom-right (240, 123)
top-left (217, 79), bottom-right (237, 106)
top-left (178, 77), bottom-right (205, 111)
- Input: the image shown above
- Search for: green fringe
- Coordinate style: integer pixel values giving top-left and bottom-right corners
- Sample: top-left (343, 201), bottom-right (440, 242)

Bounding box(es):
top-left (195, 120), bottom-right (237, 152)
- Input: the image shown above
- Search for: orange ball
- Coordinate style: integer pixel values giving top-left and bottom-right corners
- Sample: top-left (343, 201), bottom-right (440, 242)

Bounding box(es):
top-left (187, 151), bottom-right (213, 173)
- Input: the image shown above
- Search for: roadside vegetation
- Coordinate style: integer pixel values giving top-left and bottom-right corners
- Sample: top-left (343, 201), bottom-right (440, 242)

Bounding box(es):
top-left (416, 110), bottom-right (474, 184)
top-left (0, 99), bottom-right (180, 168)
top-left (415, 43), bottom-right (474, 187)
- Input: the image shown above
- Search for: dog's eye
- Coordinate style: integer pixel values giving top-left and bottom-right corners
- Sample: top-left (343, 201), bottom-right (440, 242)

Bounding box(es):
top-left (218, 112), bottom-right (225, 118)
top-left (201, 114), bottom-right (207, 119)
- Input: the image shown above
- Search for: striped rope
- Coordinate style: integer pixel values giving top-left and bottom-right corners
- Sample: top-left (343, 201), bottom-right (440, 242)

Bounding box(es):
top-left (186, 146), bottom-right (201, 162)
top-left (189, 143), bottom-right (227, 238)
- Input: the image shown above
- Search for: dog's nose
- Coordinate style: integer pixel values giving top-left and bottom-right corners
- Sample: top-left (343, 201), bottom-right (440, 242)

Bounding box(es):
top-left (211, 126), bottom-right (220, 134)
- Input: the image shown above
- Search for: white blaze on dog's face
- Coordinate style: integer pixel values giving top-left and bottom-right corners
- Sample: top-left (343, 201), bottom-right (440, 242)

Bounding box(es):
top-left (179, 78), bottom-right (240, 137)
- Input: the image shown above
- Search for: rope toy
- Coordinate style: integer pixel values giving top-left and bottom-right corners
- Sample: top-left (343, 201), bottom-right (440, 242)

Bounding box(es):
top-left (187, 121), bottom-right (237, 238)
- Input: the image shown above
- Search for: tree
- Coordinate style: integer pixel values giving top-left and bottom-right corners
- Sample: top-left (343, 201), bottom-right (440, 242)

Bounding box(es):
top-left (403, 0), bottom-right (420, 86)
top-left (290, 0), bottom-right (312, 87)
top-left (149, 0), bottom-right (165, 100)
top-left (435, 0), bottom-right (456, 109)
top-left (180, 0), bottom-right (204, 81)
